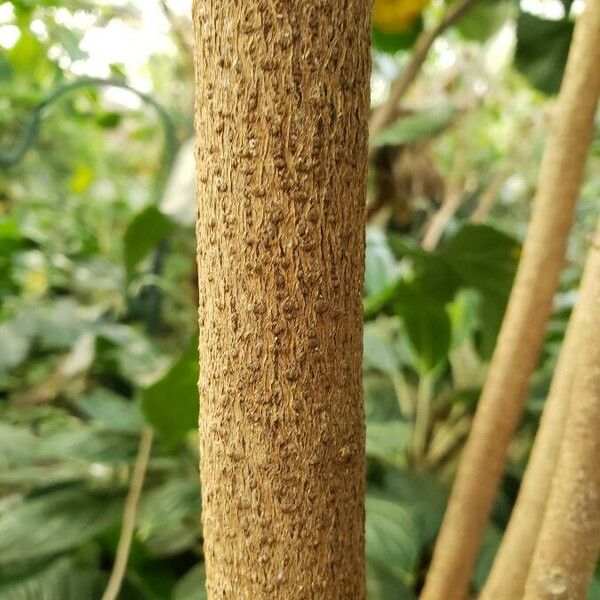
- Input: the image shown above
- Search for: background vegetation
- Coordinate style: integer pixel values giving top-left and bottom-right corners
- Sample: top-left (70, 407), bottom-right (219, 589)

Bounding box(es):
top-left (0, 0), bottom-right (598, 597)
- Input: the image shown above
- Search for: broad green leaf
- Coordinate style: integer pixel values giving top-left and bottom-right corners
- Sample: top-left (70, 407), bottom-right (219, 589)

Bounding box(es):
top-left (366, 494), bottom-right (421, 580)
top-left (138, 478), bottom-right (200, 556)
top-left (457, 0), bottom-right (514, 41)
top-left (0, 488), bottom-right (122, 566)
top-left (366, 420), bottom-right (411, 465)
top-left (515, 12), bottom-right (573, 95)
top-left (0, 557), bottom-right (107, 600)
top-left (396, 286), bottom-right (451, 373)
top-left (141, 341), bottom-right (199, 443)
top-left (7, 33), bottom-right (45, 72)
top-left (367, 562), bottom-right (416, 600)
top-left (74, 389), bottom-right (144, 434)
top-left (364, 324), bottom-right (401, 376)
top-left (173, 564), bottom-right (207, 600)
top-left (365, 229), bottom-right (400, 296)
top-left (372, 105), bottom-right (456, 148)
top-left (439, 223), bottom-right (520, 298)
top-left (382, 468), bottom-right (448, 544)
top-left (123, 205), bottom-right (173, 278)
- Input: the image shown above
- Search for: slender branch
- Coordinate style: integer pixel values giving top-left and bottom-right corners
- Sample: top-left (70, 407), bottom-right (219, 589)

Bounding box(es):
top-left (522, 222), bottom-right (600, 599)
top-left (369, 0), bottom-right (480, 138)
top-left (470, 169), bottom-right (507, 223)
top-left (480, 226), bottom-right (595, 599)
top-left (420, 2), bottom-right (600, 597)
top-left (102, 427), bottom-right (154, 600)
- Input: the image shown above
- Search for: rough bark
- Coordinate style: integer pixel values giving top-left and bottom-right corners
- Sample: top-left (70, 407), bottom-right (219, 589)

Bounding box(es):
top-left (420, 2), bottom-right (600, 598)
top-left (192, 2), bottom-right (370, 598)
top-left (522, 221), bottom-right (600, 600)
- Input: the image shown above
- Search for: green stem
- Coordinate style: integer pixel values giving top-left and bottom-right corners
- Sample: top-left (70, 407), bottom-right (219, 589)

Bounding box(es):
top-left (413, 373), bottom-right (434, 462)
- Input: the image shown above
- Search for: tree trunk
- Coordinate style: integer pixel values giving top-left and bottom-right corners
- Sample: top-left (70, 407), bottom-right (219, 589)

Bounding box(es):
top-left (480, 303), bottom-right (580, 599)
top-left (420, 2), bottom-right (600, 598)
top-left (192, 2), bottom-right (371, 598)
top-left (522, 221), bottom-right (600, 600)
top-left (481, 220), bottom-right (600, 598)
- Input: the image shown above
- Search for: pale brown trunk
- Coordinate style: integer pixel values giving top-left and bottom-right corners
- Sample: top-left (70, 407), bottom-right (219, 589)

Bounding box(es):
top-left (420, 2), bottom-right (600, 598)
top-left (522, 221), bottom-right (600, 599)
top-left (193, 2), bottom-right (370, 598)
top-left (481, 219), bottom-right (600, 598)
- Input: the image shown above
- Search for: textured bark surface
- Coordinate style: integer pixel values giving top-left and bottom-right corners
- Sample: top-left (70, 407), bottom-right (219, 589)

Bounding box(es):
top-left (420, 3), bottom-right (600, 598)
top-left (192, 2), bottom-right (370, 598)
top-left (522, 221), bottom-right (600, 600)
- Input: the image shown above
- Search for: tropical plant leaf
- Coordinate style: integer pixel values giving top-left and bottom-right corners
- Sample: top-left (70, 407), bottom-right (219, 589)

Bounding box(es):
top-left (366, 420), bottom-right (412, 465)
top-left (0, 488), bottom-right (123, 566)
top-left (366, 494), bottom-right (421, 580)
top-left (141, 340), bottom-right (199, 444)
top-left (123, 205), bottom-right (172, 278)
top-left (515, 11), bottom-right (573, 95)
top-left (173, 564), bottom-right (207, 600)
top-left (372, 105), bottom-right (456, 148)
top-left (0, 557), bottom-right (107, 600)
top-left (138, 477), bottom-right (200, 556)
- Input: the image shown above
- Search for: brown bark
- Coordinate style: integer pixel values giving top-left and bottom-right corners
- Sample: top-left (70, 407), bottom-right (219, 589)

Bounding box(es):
top-left (193, 2), bottom-right (370, 598)
top-left (480, 304), bottom-right (580, 599)
top-left (420, 2), bottom-right (600, 598)
top-left (522, 222), bottom-right (600, 599)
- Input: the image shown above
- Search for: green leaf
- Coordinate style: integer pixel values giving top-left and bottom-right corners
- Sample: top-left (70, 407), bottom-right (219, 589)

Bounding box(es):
top-left (457, 0), bottom-right (514, 42)
top-left (366, 420), bottom-right (411, 465)
top-left (173, 564), bottom-right (207, 600)
top-left (366, 494), bottom-right (421, 580)
top-left (123, 205), bottom-right (173, 278)
top-left (0, 556), bottom-right (107, 600)
top-left (363, 324), bottom-right (401, 376)
top-left (141, 341), bottom-right (199, 444)
top-left (138, 478), bottom-right (200, 556)
top-left (382, 469), bottom-right (448, 544)
top-left (472, 525), bottom-right (502, 591)
top-left (439, 223), bottom-right (520, 298)
top-left (0, 488), bottom-right (122, 566)
top-left (396, 286), bottom-right (451, 373)
top-left (367, 562), bottom-right (416, 600)
top-left (515, 12), bottom-right (573, 95)
top-left (74, 389), bottom-right (144, 434)
top-left (372, 17), bottom-right (422, 54)
top-left (7, 33), bottom-right (45, 72)
top-left (372, 105), bottom-right (456, 148)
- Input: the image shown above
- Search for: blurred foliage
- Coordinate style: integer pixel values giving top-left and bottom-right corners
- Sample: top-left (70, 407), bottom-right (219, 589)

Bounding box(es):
top-left (0, 0), bottom-right (599, 598)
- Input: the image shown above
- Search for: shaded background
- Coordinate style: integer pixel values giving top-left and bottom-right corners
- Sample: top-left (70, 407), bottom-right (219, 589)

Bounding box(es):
top-left (0, 0), bottom-right (599, 597)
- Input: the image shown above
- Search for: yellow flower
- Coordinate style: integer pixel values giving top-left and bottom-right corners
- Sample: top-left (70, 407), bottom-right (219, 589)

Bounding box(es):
top-left (373, 0), bottom-right (430, 33)
top-left (24, 268), bottom-right (48, 297)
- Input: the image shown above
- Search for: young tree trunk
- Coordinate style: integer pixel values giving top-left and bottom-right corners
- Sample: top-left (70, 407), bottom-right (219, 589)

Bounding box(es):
top-left (192, 2), bottom-right (371, 598)
top-left (522, 221), bottom-right (600, 600)
top-left (480, 305), bottom-right (580, 599)
top-left (481, 219), bottom-right (600, 598)
top-left (420, 3), bottom-right (600, 598)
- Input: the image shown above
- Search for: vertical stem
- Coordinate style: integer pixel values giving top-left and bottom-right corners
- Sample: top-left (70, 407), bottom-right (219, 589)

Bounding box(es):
top-left (482, 221), bottom-right (600, 599)
top-left (102, 427), bottom-right (154, 600)
top-left (523, 224), bottom-right (600, 599)
top-left (421, 3), bottom-right (600, 598)
top-left (193, 2), bottom-right (371, 597)
top-left (413, 373), bottom-right (434, 460)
